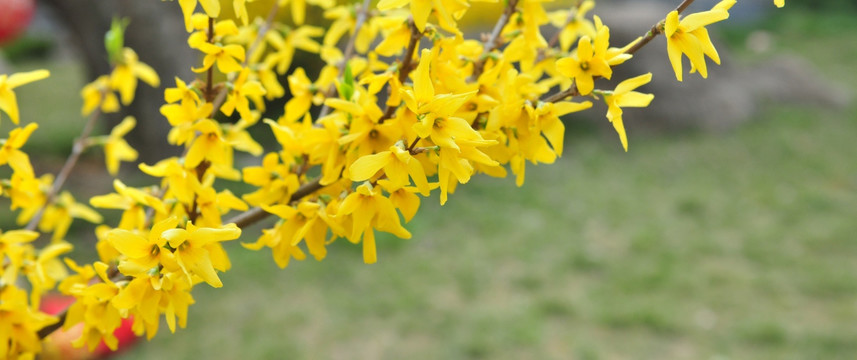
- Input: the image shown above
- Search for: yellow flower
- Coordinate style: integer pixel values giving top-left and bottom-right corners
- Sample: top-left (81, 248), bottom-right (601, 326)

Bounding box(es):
top-left (64, 262), bottom-right (123, 352)
top-left (349, 144), bottom-right (431, 196)
top-left (377, 179), bottom-right (423, 223)
top-left (164, 76), bottom-right (200, 106)
top-left (244, 201), bottom-right (333, 264)
top-left (775, 0), bottom-right (784, 7)
top-left (3, 173), bottom-right (49, 224)
top-left (603, 73), bottom-right (655, 151)
top-left (191, 177), bottom-right (248, 227)
top-left (0, 285), bottom-right (58, 358)
top-left (284, 66), bottom-right (336, 123)
top-left (139, 157), bottom-right (197, 205)
top-left (90, 179), bottom-right (167, 230)
top-left (110, 48), bottom-right (160, 105)
top-left (257, 67), bottom-right (285, 100)
top-left (191, 41), bottom-right (245, 74)
top-left (244, 225), bottom-right (305, 267)
top-left (221, 69), bottom-right (267, 121)
top-left (109, 216), bottom-right (181, 275)
top-left (374, 14), bottom-right (412, 57)
top-left (184, 119), bottom-right (231, 168)
top-left (99, 116), bottom-right (139, 175)
top-left (378, 0), bottom-right (467, 33)
top-left (81, 75), bottom-right (120, 116)
top-left (0, 123), bottom-right (38, 177)
top-left (337, 183), bottom-right (411, 264)
top-left (161, 98), bottom-right (213, 146)
top-left (377, 0), bottom-right (430, 33)
top-left (664, 6), bottom-right (730, 81)
top-left (325, 5), bottom-right (382, 53)
top-left (278, 0), bottom-right (336, 25)
top-left (39, 191), bottom-right (103, 242)
top-left (0, 229), bottom-right (41, 285)
top-left (263, 25), bottom-right (323, 74)
top-left (548, 0), bottom-right (596, 52)
top-left (178, 0), bottom-right (221, 32)
top-left (111, 270), bottom-right (195, 337)
top-left (161, 221), bottom-right (241, 288)
top-left (242, 152), bottom-right (301, 206)
top-left (24, 241), bottom-right (73, 307)
top-left (555, 25), bottom-right (612, 95)
top-left (0, 69), bottom-right (49, 124)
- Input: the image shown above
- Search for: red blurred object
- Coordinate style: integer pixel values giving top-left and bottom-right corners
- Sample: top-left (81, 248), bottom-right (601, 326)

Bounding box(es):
top-left (40, 294), bottom-right (140, 359)
top-left (0, 0), bottom-right (36, 44)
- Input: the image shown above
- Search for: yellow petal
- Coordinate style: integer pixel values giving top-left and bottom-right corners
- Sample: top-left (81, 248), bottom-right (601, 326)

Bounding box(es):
top-left (414, 49), bottom-right (434, 103)
top-left (6, 69), bottom-right (50, 88)
top-left (134, 62), bottom-right (160, 87)
top-left (0, 89), bottom-right (20, 124)
top-left (681, 10), bottom-right (729, 33)
top-left (410, 0), bottom-right (432, 32)
top-left (614, 73), bottom-right (652, 95)
top-left (362, 228), bottom-right (377, 264)
top-left (666, 39), bottom-right (684, 81)
top-left (350, 152), bottom-right (392, 181)
top-left (198, 0), bottom-right (221, 17)
top-left (616, 91), bottom-right (654, 108)
top-left (665, 11), bottom-right (679, 38)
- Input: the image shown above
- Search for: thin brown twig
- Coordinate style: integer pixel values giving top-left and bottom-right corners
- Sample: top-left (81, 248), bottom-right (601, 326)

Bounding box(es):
top-left (37, 308), bottom-right (67, 339)
top-left (471, 0), bottom-right (520, 79)
top-left (377, 19), bottom-right (421, 124)
top-left (406, 136), bottom-right (421, 154)
top-left (25, 91), bottom-right (106, 231)
top-left (205, 17), bottom-right (216, 102)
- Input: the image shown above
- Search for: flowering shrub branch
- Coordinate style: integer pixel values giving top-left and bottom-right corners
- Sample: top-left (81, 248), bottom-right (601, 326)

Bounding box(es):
top-left (0, 0), bottom-right (785, 357)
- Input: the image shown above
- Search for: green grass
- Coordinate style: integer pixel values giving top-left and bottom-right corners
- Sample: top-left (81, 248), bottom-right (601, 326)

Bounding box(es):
top-left (5, 7), bottom-right (856, 360)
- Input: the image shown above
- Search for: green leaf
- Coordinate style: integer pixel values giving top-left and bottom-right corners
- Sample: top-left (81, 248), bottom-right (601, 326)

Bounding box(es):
top-left (339, 62), bottom-right (355, 100)
top-left (105, 17), bottom-right (129, 65)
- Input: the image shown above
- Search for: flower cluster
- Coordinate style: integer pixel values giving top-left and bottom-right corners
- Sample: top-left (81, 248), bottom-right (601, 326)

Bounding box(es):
top-left (0, 0), bottom-right (786, 357)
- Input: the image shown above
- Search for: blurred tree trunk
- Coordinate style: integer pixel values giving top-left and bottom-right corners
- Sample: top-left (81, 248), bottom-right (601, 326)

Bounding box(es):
top-left (41, 0), bottom-right (194, 162)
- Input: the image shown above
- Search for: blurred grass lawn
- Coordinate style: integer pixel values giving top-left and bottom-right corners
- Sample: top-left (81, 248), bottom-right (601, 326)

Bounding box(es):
top-left (9, 7), bottom-right (857, 360)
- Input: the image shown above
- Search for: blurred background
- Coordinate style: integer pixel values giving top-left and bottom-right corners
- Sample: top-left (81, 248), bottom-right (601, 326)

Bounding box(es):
top-left (2, 0), bottom-right (856, 359)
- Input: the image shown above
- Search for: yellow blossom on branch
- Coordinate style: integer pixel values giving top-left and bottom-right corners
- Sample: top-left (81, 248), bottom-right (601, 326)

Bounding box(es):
top-left (337, 183), bottom-right (411, 264)
top-left (603, 73), bottom-right (655, 152)
top-left (555, 25), bottom-right (612, 95)
top-left (161, 221), bottom-right (241, 288)
top-left (81, 75), bottom-right (121, 116)
top-left (664, 1), bottom-right (733, 81)
top-left (110, 48), bottom-right (160, 105)
top-left (191, 41), bottom-right (246, 74)
top-left (98, 116), bottom-right (140, 175)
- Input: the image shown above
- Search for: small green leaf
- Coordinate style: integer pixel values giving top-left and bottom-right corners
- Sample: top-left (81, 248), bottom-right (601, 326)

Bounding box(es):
top-left (339, 63), bottom-right (355, 100)
top-left (105, 17), bottom-right (129, 65)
